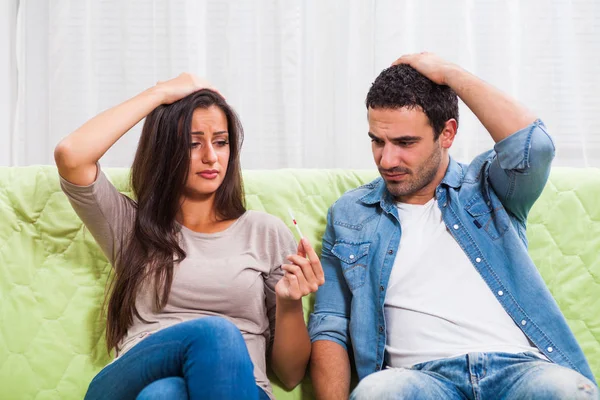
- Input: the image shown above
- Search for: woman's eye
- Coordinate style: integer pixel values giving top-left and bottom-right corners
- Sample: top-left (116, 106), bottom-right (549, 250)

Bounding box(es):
top-left (191, 142), bottom-right (201, 148)
top-left (215, 141), bottom-right (229, 147)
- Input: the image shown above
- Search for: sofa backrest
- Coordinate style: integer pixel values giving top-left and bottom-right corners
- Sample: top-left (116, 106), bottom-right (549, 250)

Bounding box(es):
top-left (0, 166), bottom-right (598, 399)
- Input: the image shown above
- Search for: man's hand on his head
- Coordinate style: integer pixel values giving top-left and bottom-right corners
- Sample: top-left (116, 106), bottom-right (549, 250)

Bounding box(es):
top-left (392, 52), bottom-right (460, 86)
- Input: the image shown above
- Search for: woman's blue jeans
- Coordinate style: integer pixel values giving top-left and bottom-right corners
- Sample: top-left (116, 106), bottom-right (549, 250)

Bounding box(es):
top-left (84, 317), bottom-right (269, 400)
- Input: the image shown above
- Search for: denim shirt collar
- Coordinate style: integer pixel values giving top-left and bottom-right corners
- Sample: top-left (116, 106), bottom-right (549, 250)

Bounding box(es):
top-left (359, 156), bottom-right (464, 211)
top-left (441, 156), bottom-right (465, 189)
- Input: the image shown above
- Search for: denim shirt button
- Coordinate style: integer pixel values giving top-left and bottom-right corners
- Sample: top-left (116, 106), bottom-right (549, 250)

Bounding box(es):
top-left (547, 347), bottom-right (553, 353)
top-left (388, 249), bottom-right (394, 255)
top-left (379, 326), bottom-right (384, 333)
top-left (521, 320), bottom-right (527, 326)
top-left (380, 285), bottom-right (385, 292)
top-left (476, 257), bottom-right (481, 263)
top-left (453, 224), bottom-right (459, 230)
top-left (443, 202), bottom-right (447, 207)
top-left (498, 290), bottom-right (504, 296)
top-left (349, 254), bottom-right (355, 260)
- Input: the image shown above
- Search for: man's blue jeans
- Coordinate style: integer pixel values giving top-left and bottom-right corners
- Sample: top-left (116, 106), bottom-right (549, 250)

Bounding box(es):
top-left (84, 317), bottom-right (270, 400)
top-left (351, 352), bottom-right (598, 399)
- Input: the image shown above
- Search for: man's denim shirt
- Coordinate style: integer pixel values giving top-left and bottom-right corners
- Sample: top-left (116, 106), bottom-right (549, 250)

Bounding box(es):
top-left (308, 119), bottom-right (596, 385)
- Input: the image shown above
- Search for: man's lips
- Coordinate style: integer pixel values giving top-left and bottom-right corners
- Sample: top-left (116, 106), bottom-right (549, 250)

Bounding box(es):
top-left (381, 171), bottom-right (409, 181)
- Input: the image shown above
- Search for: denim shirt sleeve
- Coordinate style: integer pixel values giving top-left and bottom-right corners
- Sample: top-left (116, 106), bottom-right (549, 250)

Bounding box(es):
top-left (488, 119), bottom-right (555, 223)
top-left (307, 206), bottom-right (352, 350)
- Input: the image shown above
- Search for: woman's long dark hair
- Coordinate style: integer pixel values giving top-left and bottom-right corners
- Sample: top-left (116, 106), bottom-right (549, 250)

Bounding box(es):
top-left (105, 90), bottom-right (245, 352)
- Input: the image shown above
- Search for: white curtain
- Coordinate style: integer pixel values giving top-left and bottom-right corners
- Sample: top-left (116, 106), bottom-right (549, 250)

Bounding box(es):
top-left (3, 0), bottom-right (600, 168)
top-left (0, 0), bottom-right (18, 166)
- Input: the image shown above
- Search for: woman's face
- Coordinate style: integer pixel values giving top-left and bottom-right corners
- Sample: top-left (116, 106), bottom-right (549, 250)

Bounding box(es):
top-left (183, 106), bottom-right (231, 199)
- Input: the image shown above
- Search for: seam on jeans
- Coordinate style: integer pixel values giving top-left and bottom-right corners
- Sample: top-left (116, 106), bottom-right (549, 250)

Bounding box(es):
top-left (92, 340), bottom-right (184, 382)
top-left (481, 353), bottom-right (487, 379)
top-left (466, 353), bottom-right (480, 400)
top-left (469, 368), bottom-right (480, 400)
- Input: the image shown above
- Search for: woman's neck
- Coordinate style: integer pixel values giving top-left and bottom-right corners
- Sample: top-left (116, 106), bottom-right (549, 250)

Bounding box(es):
top-left (177, 195), bottom-right (236, 233)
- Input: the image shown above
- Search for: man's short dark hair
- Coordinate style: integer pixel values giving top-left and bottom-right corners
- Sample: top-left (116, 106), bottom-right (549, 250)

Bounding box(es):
top-left (366, 64), bottom-right (459, 140)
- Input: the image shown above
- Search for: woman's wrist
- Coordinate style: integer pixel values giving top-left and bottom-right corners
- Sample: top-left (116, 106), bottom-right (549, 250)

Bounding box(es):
top-left (144, 85), bottom-right (167, 105)
top-left (276, 296), bottom-right (304, 314)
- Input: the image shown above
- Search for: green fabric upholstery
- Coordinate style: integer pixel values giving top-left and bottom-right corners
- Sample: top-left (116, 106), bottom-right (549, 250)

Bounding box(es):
top-left (0, 166), bottom-right (598, 399)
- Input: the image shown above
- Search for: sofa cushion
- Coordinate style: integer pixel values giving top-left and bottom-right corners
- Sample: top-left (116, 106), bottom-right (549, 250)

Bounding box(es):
top-left (0, 166), bottom-right (598, 399)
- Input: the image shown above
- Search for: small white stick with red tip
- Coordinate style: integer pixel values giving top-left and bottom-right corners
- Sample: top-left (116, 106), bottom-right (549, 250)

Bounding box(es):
top-left (287, 208), bottom-right (304, 240)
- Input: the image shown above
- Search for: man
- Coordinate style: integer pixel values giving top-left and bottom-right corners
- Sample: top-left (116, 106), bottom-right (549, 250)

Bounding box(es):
top-left (308, 53), bottom-right (598, 399)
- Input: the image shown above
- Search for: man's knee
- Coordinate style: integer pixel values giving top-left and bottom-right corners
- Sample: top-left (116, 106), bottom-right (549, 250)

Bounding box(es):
top-left (136, 377), bottom-right (188, 400)
top-left (514, 365), bottom-right (598, 400)
top-left (350, 369), bottom-right (436, 400)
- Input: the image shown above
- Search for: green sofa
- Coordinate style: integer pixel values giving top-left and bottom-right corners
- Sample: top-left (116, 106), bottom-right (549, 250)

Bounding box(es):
top-left (0, 166), bottom-right (598, 399)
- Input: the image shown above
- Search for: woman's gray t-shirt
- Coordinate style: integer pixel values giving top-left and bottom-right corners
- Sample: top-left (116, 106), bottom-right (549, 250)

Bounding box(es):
top-left (60, 167), bottom-right (297, 398)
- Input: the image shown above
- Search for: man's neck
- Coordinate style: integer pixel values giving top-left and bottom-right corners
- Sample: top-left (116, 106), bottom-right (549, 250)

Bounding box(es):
top-left (395, 155), bottom-right (450, 205)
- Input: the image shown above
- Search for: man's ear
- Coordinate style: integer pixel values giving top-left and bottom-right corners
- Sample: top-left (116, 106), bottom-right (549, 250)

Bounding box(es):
top-left (439, 119), bottom-right (457, 149)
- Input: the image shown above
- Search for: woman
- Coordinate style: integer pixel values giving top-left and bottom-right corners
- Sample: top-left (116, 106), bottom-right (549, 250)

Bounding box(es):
top-left (54, 73), bottom-right (324, 400)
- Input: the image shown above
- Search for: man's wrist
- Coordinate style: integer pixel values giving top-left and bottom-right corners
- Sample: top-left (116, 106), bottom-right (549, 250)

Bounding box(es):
top-left (442, 64), bottom-right (467, 88)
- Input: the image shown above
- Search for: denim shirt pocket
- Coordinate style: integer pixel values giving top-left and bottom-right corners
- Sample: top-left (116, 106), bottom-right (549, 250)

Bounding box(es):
top-left (332, 241), bottom-right (370, 291)
top-left (465, 193), bottom-right (509, 240)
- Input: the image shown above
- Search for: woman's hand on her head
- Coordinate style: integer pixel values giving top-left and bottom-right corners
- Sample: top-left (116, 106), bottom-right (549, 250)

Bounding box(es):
top-left (276, 238), bottom-right (325, 301)
top-left (153, 73), bottom-right (222, 105)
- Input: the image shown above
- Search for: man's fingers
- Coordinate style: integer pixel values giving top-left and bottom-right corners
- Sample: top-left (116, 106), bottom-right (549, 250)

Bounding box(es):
top-left (392, 53), bottom-right (418, 66)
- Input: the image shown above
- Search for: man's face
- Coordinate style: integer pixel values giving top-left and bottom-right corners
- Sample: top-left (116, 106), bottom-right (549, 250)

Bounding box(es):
top-left (368, 107), bottom-right (451, 203)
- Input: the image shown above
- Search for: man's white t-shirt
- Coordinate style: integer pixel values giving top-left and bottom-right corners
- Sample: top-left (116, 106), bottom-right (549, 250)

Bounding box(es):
top-left (384, 198), bottom-right (543, 368)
